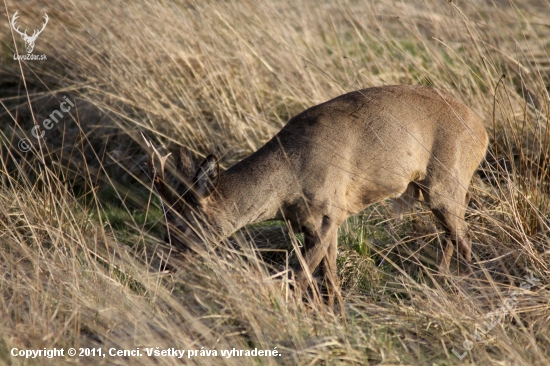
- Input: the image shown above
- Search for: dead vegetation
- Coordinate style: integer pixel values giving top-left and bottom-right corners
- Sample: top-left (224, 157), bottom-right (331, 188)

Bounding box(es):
top-left (1, 0), bottom-right (549, 364)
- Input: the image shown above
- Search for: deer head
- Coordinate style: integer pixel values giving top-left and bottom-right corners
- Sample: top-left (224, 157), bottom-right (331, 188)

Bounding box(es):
top-left (11, 11), bottom-right (49, 54)
top-left (142, 134), bottom-right (222, 251)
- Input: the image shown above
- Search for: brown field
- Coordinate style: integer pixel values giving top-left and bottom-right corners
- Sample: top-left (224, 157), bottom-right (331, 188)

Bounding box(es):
top-left (1, 0), bottom-right (549, 364)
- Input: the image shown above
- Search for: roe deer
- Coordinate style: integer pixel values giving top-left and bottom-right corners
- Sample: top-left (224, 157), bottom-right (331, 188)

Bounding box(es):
top-left (143, 85), bottom-right (488, 304)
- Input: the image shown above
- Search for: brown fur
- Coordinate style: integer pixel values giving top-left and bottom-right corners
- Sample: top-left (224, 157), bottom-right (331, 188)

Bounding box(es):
top-left (144, 85), bottom-right (489, 305)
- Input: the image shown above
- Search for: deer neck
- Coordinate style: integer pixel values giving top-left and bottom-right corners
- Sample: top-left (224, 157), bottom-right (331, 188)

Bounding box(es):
top-left (209, 144), bottom-right (291, 237)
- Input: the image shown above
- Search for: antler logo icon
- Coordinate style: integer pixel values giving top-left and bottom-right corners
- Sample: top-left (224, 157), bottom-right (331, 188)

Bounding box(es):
top-left (11, 11), bottom-right (49, 54)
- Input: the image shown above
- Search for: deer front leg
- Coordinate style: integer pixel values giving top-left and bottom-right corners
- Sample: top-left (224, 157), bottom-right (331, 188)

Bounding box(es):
top-left (295, 223), bottom-right (339, 305)
top-left (325, 233), bottom-right (339, 306)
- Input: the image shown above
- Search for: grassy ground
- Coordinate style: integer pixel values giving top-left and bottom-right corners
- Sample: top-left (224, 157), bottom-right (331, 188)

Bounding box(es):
top-left (1, 0), bottom-right (549, 364)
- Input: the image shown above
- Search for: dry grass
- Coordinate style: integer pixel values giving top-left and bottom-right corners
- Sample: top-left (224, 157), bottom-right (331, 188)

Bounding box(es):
top-left (1, 0), bottom-right (550, 364)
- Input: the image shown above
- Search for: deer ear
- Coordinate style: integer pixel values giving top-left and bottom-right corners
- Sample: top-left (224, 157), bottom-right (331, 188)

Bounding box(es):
top-left (178, 146), bottom-right (195, 181)
top-left (194, 155), bottom-right (219, 199)
top-left (175, 146), bottom-right (196, 197)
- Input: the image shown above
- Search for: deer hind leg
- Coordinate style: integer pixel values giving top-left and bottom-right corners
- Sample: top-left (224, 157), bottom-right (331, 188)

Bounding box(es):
top-left (419, 178), bottom-right (472, 274)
